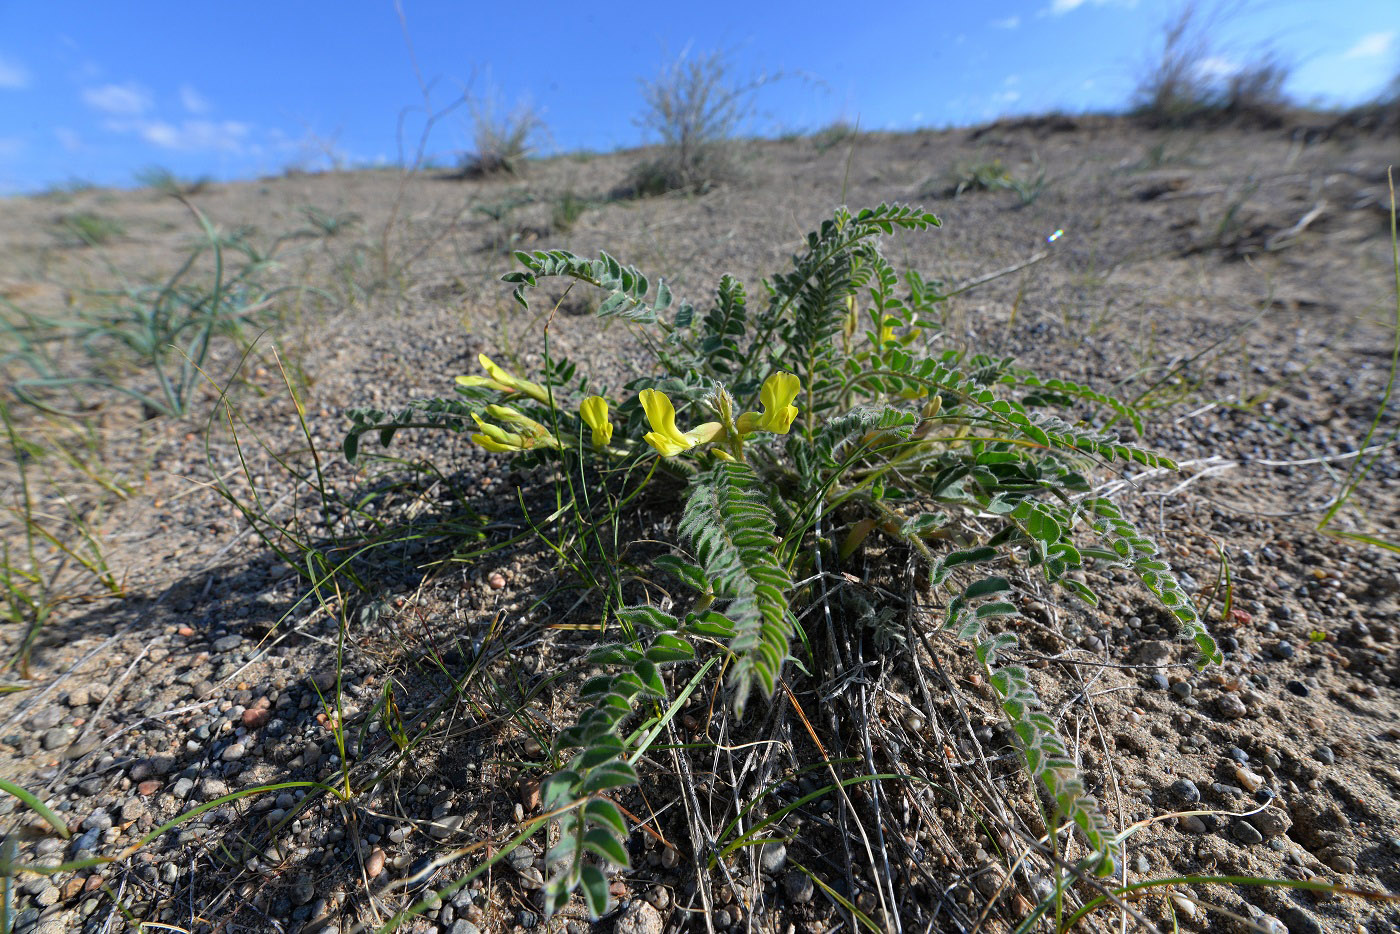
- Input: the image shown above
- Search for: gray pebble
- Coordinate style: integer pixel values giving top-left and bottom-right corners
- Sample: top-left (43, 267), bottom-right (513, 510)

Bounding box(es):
top-left (221, 743), bottom-right (246, 762)
top-left (1249, 808), bottom-right (1291, 839)
top-left (1170, 682), bottom-right (1192, 700)
top-left (448, 923), bottom-right (481, 934)
top-left (1168, 779), bottom-right (1200, 803)
top-left (41, 727), bottom-right (73, 751)
top-left (759, 841), bottom-right (786, 874)
top-left (1231, 820), bottom-right (1264, 845)
top-left (28, 708), bottom-right (62, 731)
top-left (783, 871), bottom-right (814, 904)
top-left (172, 778), bottom-right (194, 799)
top-left (212, 635), bottom-right (243, 652)
top-left (199, 779), bottom-right (229, 799)
top-left (290, 876), bottom-right (315, 906)
top-left (428, 813), bottom-right (464, 841)
top-left (613, 899), bottom-right (663, 934)
top-left (1312, 746), bottom-right (1334, 765)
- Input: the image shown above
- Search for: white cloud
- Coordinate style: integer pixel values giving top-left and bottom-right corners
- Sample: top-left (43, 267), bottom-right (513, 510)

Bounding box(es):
top-left (0, 136), bottom-right (23, 157)
top-left (1343, 31), bottom-right (1395, 59)
top-left (991, 15), bottom-right (1020, 28)
top-left (0, 55), bottom-right (30, 89)
top-left (179, 84), bottom-right (210, 114)
top-left (54, 127), bottom-right (81, 152)
top-left (992, 90), bottom-right (1022, 104)
top-left (82, 82), bottom-right (152, 117)
top-left (1046, 0), bottom-right (1130, 14)
top-left (137, 119), bottom-right (249, 152)
top-left (1196, 56), bottom-right (1240, 79)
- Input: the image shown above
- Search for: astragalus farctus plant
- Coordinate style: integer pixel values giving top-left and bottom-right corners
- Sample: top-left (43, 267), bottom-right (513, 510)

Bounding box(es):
top-left (345, 202), bottom-right (1219, 922)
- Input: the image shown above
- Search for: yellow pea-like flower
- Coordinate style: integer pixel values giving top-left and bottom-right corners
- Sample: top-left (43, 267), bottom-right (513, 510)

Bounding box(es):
top-left (455, 354), bottom-right (551, 405)
top-left (579, 396), bottom-right (613, 447)
top-left (736, 371), bottom-right (801, 436)
top-left (469, 405), bottom-right (557, 453)
top-left (639, 389), bottom-right (723, 457)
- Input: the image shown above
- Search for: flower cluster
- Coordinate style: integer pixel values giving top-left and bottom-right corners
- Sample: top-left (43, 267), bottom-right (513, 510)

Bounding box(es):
top-left (457, 356), bottom-right (801, 460)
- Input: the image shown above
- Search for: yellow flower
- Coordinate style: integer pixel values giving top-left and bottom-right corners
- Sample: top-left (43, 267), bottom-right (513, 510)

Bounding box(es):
top-left (736, 371), bottom-right (801, 436)
top-left (469, 404), bottom-right (557, 453)
top-left (455, 354), bottom-right (551, 405)
top-left (579, 396), bottom-right (613, 447)
top-left (639, 389), bottom-right (723, 457)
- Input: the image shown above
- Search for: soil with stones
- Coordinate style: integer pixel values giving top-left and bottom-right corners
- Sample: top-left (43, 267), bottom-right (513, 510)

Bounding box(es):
top-left (0, 114), bottom-right (1397, 934)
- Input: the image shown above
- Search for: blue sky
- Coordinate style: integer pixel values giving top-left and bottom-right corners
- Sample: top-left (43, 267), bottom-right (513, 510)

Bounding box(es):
top-left (0, 1), bottom-right (1395, 194)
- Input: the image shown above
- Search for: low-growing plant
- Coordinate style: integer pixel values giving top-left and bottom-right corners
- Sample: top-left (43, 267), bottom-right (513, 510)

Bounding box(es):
top-left (12, 202), bottom-right (297, 418)
top-left (811, 119), bottom-right (859, 154)
top-left (932, 158), bottom-right (1048, 206)
top-left (133, 165), bottom-right (212, 198)
top-left (550, 191), bottom-right (589, 233)
top-left (54, 212), bottom-right (124, 247)
top-left (345, 203), bottom-right (1219, 921)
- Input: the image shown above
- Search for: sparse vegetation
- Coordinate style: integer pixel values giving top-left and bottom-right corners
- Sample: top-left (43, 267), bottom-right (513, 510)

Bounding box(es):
top-left (459, 94), bottom-right (545, 177)
top-left (929, 158), bottom-right (1048, 205)
top-left (54, 211), bottom-right (124, 247)
top-left (623, 48), bottom-right (769, 196)
top-left (0, 100), bottom-right (1397, 934)
top-left (1132, 1), bottom-right (1293, 127)
top-left (133, 166), bottom-right (212, 198)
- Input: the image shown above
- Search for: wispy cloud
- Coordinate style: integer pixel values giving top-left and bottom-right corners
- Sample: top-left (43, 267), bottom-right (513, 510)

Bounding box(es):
top-left (137, 119), bottom-right (249, 152)
top-left (55, 127), bottom-right (82, 152)
top-left (991, 15), bottom-right (1020, 28)
top-left (179, 84), bottom-right (210, 114)
top-left (1343, 31), bottom-right (1395, 59)
top-left (0, 55), bottom-right (30, 90)
top-left (1046, 0), bottom-right (1130, 15)
top-left (1196, 56), bottom-right (1240, 79)
top-left (0, 137), bottom-right (24, 157)
top-left (82, 82), bottom-right (152, 117)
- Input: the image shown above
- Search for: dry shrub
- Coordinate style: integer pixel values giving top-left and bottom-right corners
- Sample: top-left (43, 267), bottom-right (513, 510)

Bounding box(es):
top-left (1133, 1), bottom-right (1293, 128)
top-left (621, 49), bottom-right (769, 197)
top-left (459, 96), bottom-right (545, 178)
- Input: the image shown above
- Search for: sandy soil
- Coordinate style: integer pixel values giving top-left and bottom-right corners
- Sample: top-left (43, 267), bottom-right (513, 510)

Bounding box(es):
top-left (0, 115), bottom-right (1396, 934)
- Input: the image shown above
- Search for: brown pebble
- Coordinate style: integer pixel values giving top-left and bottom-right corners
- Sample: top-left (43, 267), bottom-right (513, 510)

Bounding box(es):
top-left (63, 876), bottom-right (84, 900)
top-left (177, 626), bottom-right (195, 637)
top-left (488, 572), bottom-right (507, 590)
top-left (137, 780), bottom-right (162, 796)
top-left (241, 707), bottom-right (272, 729)
top-left (84, 874), bottom-right (103, 893)
top-left (520, 779), bottom-right (540, 812)
top-left (365, 847), bottom-right (386, 878)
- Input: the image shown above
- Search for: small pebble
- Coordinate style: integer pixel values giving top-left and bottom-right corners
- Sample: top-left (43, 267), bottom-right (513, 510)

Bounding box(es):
top-left (1169, 779), bottom-right (1201, 803)
top-left (783, 871), bottom-right (814, 904)
top-left (1231, 820), bottom-right (1264, 845)
top-left (1216, 694), bottom-right (1248, 719)
top-left (758, 841), bottom-right (786, 874)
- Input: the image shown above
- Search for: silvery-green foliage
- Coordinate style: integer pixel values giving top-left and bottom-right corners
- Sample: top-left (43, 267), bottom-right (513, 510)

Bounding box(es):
top-left (346, 202), bottom-right (1218, 915)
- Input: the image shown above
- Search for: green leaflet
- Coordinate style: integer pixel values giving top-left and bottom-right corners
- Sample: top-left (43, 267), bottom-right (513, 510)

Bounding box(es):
top-left (678, 461), bottom-right (794, 717)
